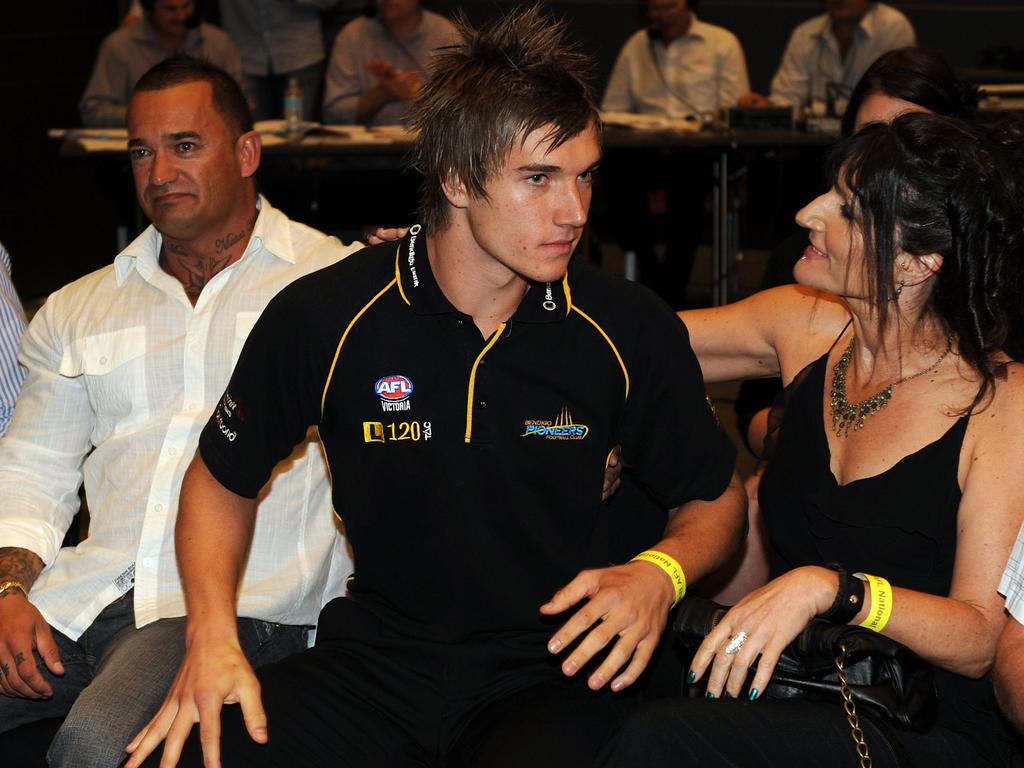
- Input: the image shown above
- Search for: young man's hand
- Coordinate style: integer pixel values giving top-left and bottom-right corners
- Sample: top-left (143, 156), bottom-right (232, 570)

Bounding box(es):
top-left (124, 636), bottom-right (262, 768)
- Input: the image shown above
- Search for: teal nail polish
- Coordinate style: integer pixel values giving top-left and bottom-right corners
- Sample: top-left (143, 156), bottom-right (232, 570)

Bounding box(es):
top-left (687, 670), bottom-right (696, 683)
top-left (749, 688), bottom-right (759, 701)
top-left (705, 692), bottom-right (716, 699)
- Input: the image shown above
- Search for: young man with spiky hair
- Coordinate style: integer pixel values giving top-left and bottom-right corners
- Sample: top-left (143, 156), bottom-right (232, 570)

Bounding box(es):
top-left (126, 6), bottom-right (744, 767)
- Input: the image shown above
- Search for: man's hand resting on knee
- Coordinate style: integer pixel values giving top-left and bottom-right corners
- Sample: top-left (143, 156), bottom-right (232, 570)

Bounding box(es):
top-left (124, 632), bottom-right (263, 768)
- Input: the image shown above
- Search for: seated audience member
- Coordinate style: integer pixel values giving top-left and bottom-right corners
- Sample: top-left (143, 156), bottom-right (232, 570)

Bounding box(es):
top-left (742, 0), bottom-right (914, 115)
top-left (321, 0), bottom-right (460, 125)
top-left (80, 0), bottom-right (241, 127)
top-left (599, 113), bottom-right (1024, 766)
top-left (712, 47), bottom-right (982, 604)
top-left (0, 56), bottom-right (359, 767)
top-left (997, 526), bottom-right (1024, 735)
top-left (218, 0), bottom-right (337, 121)
top-left (124, 7), bottom-right (745, 767)
top-left (603, 0), bottom-right (748, 119)
top-left (600, 0), bottom-right (748, 308)
top-left (0, 242), bottom-right (27, 437)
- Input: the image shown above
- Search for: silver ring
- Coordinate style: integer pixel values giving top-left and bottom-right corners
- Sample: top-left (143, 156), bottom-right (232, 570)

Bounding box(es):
top-left (724, 630), bottom-right (749, 655)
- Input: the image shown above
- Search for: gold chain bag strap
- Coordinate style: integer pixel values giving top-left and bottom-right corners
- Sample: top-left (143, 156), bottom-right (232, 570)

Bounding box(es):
top-left (837, 641), bottom-right (872, 768)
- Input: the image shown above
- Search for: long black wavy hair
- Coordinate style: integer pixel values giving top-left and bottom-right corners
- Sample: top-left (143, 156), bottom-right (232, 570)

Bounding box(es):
top-left (830, 112), bottom-right (1024, 405)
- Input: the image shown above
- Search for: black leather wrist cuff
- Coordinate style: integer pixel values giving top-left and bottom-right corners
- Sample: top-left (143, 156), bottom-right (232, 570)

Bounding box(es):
top-left (818, 564), bottom-right (865, 624)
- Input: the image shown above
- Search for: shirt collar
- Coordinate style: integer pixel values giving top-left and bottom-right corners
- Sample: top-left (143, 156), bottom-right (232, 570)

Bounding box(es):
top-left (816, 3), bottom-right (878, 43)
top-left (113, 195), bottom-right (285, 286)
top-left (393, 224), bottom-right (573, 324)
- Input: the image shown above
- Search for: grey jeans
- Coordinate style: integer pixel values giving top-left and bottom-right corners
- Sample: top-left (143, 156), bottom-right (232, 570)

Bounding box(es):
top-left (0, 590), bottom-right (308, 767)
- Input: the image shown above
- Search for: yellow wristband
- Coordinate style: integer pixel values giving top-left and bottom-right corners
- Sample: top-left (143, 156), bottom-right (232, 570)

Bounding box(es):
top-left (0, 580), bottom-right (27, 598)
top-left (855, 573), bottom-right (892, 633)
top-left (632, 550), bottom-right (686, 607)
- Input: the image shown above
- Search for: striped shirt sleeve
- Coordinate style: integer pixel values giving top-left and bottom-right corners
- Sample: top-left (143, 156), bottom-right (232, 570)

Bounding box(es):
top-left (0, 243), bottom-right (28, 436)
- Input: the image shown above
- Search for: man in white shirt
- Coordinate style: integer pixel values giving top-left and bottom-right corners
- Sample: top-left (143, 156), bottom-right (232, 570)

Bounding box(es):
top-left (602, 0), bottom-right (749, 120)
top-left (995, 528), bottom-right (1024, 733)
top-left (742, 0), bottom-right (915, 115)
top-left (0, 56), bottom-right (359, 767)
top-left (600, 0), bottom-right (746, 308)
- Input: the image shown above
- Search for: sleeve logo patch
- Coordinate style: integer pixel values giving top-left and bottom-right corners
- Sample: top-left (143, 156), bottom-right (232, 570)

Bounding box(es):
top-left (375, 374), bottom-right (413, 412)
top-left (521, 407), bottom-right (589, 440)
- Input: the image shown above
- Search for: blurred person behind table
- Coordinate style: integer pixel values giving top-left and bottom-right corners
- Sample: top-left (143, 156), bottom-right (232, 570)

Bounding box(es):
top-left (81, 0), bottom-right (241, 127)
top-left (321, 0), bottom-right (459, 126)
top-left (599, 0), bottom-right (749, 309)
top-left (739, 0), bottom-right (914, 117)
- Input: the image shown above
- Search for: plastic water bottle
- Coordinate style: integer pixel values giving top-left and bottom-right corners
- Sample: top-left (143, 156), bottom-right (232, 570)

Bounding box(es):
top-left (284, 77), bottom-right (303, 136)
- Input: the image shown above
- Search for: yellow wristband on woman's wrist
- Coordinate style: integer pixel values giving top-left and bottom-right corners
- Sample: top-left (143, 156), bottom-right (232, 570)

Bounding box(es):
top-left (632, 550), bottom-right (686, 607)
top-left (855, 572), bottom-right (892, 632)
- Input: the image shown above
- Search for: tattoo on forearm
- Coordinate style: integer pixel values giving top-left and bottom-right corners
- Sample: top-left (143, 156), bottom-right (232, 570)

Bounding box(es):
top-left (214, 230), bottom-right (246, 254)
top-left (13, 652), bottom-right (25, 666)
top-left (1, 662), bottom-right (9, 677)
top-left (0, 547), bottom-right (43, 592)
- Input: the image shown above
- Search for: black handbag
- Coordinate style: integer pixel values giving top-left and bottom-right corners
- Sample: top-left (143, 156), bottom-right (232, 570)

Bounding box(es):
top-left (673, 597), bottom-right (938, 737)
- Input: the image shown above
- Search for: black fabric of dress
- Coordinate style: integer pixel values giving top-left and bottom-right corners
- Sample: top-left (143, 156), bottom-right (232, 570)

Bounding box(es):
top-left (758, 351), bottom-right (1019, 766)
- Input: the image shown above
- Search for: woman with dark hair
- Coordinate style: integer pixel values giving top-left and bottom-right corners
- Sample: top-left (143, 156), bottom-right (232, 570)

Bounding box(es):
top-left (600, 113), bottom-right (1024, 766)
top-left (712, 48), bottom-right (984, 605)
top-left (839, 46), bottom-right (978, 136)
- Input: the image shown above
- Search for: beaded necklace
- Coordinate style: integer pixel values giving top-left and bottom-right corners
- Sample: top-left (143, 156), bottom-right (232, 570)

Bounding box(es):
top-left (829, 333), bottom-right (954, 437)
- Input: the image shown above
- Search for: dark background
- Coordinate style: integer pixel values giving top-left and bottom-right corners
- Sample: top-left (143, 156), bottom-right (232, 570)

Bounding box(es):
top-left (1, 1), bottom-right (1022, 301)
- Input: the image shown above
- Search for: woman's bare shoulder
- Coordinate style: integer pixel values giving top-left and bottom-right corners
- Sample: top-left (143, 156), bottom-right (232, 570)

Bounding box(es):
top-left (754, 286), bottom-right (851, 383)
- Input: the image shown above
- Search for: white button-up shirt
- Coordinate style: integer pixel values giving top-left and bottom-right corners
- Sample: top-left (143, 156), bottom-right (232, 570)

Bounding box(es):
top-left (769, 2), bottom-right (915, 110)
top-left (1001, 524), bottom-right (1024, 623)
top-left (602, 16), bottom-right (750, 120)
top-left (0, 198), bottom-right (360, 640)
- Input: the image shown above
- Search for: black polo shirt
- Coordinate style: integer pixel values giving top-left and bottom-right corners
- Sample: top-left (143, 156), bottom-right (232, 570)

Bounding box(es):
top-left (199, 227), bottom-right (735, 643)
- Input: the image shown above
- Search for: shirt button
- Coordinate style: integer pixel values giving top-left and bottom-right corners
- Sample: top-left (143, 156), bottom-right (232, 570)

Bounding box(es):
top-left (154, 503), bottom-right (164, 513)
top-left (456, 319), bottom-right (465, 326)
top-left (168, 447), bottom-right (177, 456)
top-left (99, 356), bottom-right (108, 365)
top-left (479, 400), bottom-right (487, 408)
top-left (142, 557), bottom-right (154, 567)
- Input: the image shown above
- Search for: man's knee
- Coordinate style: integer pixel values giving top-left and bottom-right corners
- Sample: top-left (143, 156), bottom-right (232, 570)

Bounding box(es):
top-left (47, 717), bottom-right (132, 768)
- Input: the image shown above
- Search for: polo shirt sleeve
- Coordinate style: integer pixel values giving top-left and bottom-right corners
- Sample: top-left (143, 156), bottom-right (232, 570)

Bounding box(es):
top-left (198, 281), bottom-right (330, 498)
top-left (619, 298), bottom-right (736, 509)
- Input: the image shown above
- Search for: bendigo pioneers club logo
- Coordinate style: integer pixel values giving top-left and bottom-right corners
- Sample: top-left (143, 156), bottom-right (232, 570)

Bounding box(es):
top-left (521, 407), bottom-right (589, 440)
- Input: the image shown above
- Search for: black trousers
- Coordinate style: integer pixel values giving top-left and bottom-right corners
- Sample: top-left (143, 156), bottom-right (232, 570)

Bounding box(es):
top-left (148, 597), bottom-right (652, 767)
top-left (595, 696), bottom-right (990, 768)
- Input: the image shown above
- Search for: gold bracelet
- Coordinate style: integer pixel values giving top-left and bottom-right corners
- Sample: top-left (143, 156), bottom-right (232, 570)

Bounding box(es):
top-left (854, 572), bottom-right (892, 633)
top-left (0, 580), bottom-right (27, 598)
top-left (631, 550), bottom-right (686, 607)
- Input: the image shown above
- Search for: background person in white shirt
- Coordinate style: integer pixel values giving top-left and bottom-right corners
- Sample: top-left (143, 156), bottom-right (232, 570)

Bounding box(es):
top-left (599, 0), bottom-right (747, 308)
top-left (0, 56), bottom-right (358, 767)
top-left (602, 0), bottom-right (749, 119)
top-left (741, 0), bottom-right (915, 115)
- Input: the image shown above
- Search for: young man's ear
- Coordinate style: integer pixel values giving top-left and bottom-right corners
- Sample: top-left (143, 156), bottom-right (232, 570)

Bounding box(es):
top-left (236, 131), bottom-right (262, 179)
top-left (441, 174), bottom-right (470, 210)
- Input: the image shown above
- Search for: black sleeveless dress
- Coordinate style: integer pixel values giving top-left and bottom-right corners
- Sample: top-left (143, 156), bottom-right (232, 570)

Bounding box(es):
top-left (759, 352), bottom-right (1018, 765)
